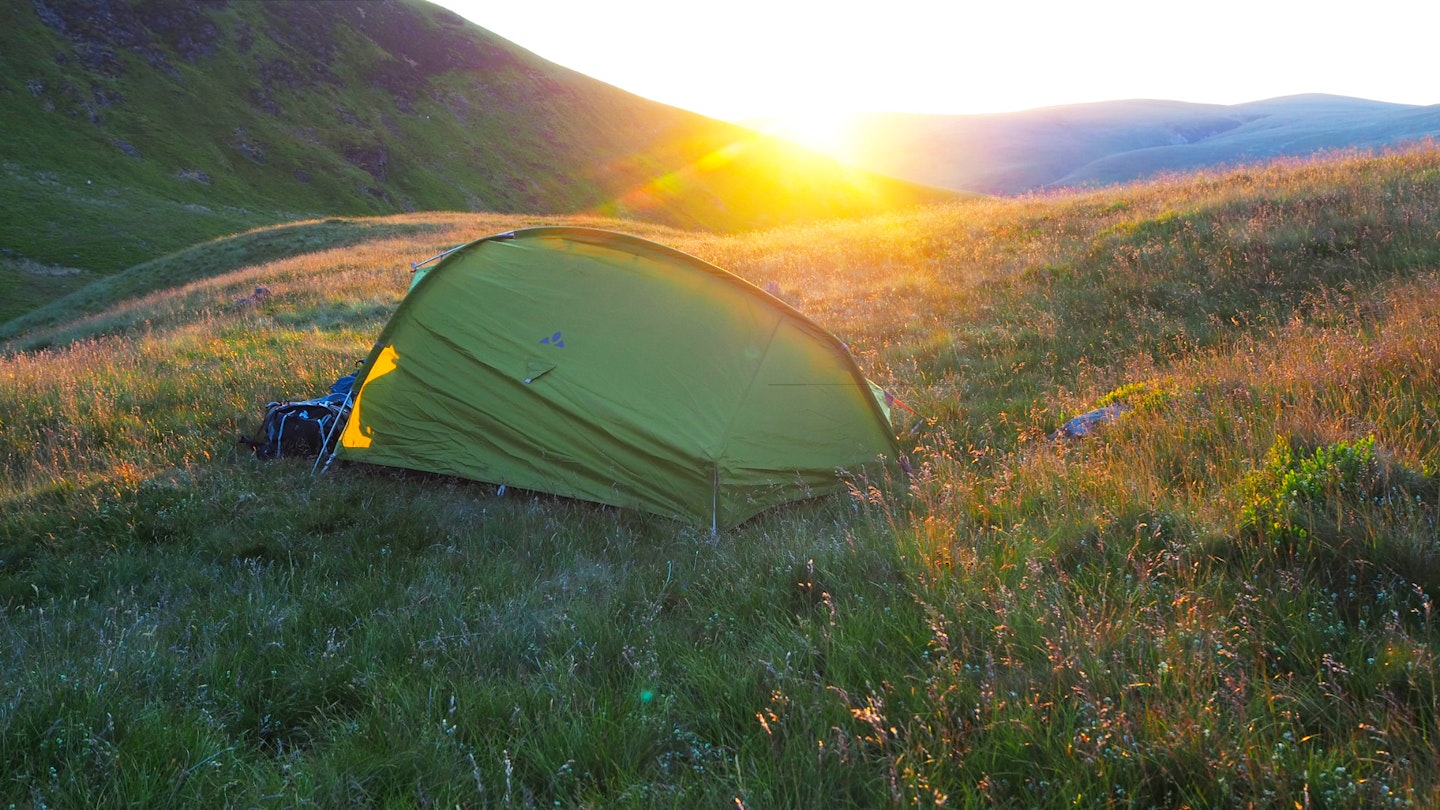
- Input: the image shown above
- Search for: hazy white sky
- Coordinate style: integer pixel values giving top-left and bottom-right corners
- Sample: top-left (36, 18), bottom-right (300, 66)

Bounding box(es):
top-left (435, 0), bottom-right (1439, 122)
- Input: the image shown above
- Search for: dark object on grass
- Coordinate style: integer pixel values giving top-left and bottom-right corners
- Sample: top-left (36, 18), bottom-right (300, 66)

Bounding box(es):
top-left (233, 285), bottom-right (271, 308)
top-left (1053, 402), bottom-right (1130, 440)
top-left (239, 391), bottom-right (350, 460)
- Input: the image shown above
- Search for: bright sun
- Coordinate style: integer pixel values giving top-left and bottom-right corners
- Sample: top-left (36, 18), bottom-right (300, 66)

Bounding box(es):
top-left (757, 109), bottom-right (859, 163)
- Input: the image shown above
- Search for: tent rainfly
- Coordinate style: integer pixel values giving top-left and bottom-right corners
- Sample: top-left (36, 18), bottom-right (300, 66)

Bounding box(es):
top-left (335, 227), bottom-right (902, 530)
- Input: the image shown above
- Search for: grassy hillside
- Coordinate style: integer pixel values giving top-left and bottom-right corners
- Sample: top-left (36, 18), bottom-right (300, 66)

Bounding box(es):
top-left (0, 0), bottom-right (947, 324)
top-left (3, 144), bottom-right (1440, 806)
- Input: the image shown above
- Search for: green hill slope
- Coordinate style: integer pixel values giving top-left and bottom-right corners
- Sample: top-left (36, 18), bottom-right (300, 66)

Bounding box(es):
top-left (0, 0), bottom-right (948, 323)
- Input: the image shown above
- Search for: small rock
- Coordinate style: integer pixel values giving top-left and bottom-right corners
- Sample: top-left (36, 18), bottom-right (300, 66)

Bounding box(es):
top-left (1053, 402), bottom-right (1130, 440)
top-left (234, 285), bottom-right (272, 308)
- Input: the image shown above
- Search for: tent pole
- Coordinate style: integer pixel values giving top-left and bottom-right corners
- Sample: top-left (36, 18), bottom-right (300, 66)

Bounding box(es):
top-left (712, 463), bottom-right (719, 537)
top-left (410, 243), bottom-right (464, 273)
top-left (312, 388), bottom-right (356, 476)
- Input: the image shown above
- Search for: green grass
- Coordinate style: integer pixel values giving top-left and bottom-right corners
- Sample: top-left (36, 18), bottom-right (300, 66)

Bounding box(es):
top-left (0, 257), bottom-right (95, 327)
top-left (0, 216), bottom-right (438, 340)
top-left (3, 145), bottom-right (1440, 806)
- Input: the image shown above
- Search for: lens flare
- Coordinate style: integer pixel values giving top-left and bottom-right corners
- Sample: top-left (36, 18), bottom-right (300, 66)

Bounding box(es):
top-left (755, 109), bottom-right (859, 163)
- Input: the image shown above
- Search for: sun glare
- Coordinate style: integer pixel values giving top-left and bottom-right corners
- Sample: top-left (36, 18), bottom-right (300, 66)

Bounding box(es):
top-left (758, 109), bottom-right (859, 163)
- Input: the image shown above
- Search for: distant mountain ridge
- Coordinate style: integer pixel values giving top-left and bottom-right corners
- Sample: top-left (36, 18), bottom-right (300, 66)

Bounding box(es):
top-left (0, 0), bottom-right (947, 322)
top-left (845, 95), bottom-right (1440, 194)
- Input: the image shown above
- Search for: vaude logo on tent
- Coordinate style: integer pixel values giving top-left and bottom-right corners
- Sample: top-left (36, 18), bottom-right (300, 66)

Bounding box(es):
top-left (540, 331), bottom-right (565, 347)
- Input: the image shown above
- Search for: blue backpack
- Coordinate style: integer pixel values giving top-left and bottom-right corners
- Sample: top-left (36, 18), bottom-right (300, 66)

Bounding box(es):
top-left (239, 373), bottom-right (356, 460)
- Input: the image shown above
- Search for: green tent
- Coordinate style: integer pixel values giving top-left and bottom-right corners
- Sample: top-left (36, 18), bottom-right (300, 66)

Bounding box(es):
top-left (337, 227), bottom-right (901, 529)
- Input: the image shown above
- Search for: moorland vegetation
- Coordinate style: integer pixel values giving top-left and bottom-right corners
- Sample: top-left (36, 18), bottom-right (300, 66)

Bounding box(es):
top-left (2, 144), bottom-right (1439, 806)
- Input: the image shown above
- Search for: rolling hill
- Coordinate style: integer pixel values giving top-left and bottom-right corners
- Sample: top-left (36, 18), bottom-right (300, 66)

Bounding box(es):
top-left (844, 95), bottom-right (1440, 194)
top-left (0, 0), bottom-right (949, 323)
